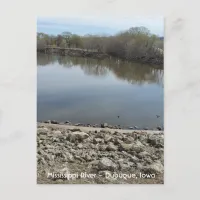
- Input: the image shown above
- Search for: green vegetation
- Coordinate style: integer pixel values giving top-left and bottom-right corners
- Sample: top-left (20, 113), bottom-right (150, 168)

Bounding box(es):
top-left (37, 26), bottom-right (163, 63)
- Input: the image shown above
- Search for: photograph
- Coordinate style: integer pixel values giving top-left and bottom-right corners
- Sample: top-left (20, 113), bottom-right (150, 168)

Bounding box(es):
top-left (37, 16), bottom-right (164, 184)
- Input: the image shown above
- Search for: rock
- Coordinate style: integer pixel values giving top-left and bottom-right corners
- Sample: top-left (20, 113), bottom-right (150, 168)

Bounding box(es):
top-left (101, 123), bottom-right (108, 128)
top-left (106, 142), bottom-right (118, 151)
top-left (118, 159), bottom-right (135, 170)
top-left (144, 127), bottom-right (149, 130)
top-left (74, 155), bottom-right (85, 162)
top-left (157, 126), bottom-right (162, 130)
top-left (104, 135), bottom-right (112, 143)
top-left (99, 145), bottom-right (107, 151)
top-left (136, 162), bottom-right (143, 170)
top-left (123, 136), bottom-right (135, 144)
top-left (39, 135), bottom-right (47, 140)
top-left (50, 120), bottom-right (59, 124)
top-left (147, 135), bottom-right (164, 147)
top-left (75, 123), bottom-right (81, 126)
top-left (143, 157), bottom-right (153, 164)
top-left (134, 126), bottom-right (139, 129)
top-left (52, 137), bottom-right (59, 142)
top-left (113, 138), bottom-right (123, 145)
top-left (147, 135), bottom-right (157, 145)
top-left (77, 144), bottom-right (83, 149)
top-left (119, 143), bottom-right (134, 151)
top-left (69, 131), bottom-right (89, 142)
top-left (98, 157), bottom-right (117, 171)
top-left (130, 155), bottom-right (139, 163)
top-left (84, 154), bottom-right (92, 161)
top-left (129, 127), bottom-right (133, 130)
top-left (52, 130), bottom-right (62, 136)
top-left (37, 127), bottom-right (49, 135)
top-left (71, 128), bottom-right (81, 132)
top-left (93, 138), bottom-right (103, 144)
top-left (142, 161), bottom-right (164, 174)
top-left (64, 121), bottom-right (70, 124)
top-left (137, 151), bottom-right (150, 159)
top-left (44, 120), bottom-right (51, 124)
top-left (132, 141), bottom-right (145, 153)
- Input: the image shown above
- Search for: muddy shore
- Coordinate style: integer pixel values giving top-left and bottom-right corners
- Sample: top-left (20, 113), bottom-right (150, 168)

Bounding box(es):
top-left (37, 123), bottom-right (164, 184)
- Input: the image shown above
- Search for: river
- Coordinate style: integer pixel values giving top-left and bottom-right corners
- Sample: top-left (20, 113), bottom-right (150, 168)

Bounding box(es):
top-left (37, 53), bottom-right (164, 129)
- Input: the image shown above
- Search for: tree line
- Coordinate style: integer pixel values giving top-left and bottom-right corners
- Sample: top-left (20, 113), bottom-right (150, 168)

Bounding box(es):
top-left (37, 26), bottom-right (164, 61)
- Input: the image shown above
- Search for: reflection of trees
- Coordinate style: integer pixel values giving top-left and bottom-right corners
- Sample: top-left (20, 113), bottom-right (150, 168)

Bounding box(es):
top-left (37, 53), bottom-right (58, 66)
top-left (37, 54), bottom-right (164, 85)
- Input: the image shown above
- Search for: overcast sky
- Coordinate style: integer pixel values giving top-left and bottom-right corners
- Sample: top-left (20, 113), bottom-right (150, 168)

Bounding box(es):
top-left (37, 16), bottom-right (164, 36)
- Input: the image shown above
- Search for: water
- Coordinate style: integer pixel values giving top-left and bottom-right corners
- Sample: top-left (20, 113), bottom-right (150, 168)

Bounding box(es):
top-left (37, 53), bottom-right (164, 129)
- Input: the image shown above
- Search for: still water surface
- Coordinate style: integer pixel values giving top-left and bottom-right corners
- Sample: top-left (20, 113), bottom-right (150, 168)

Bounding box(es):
top-left (37, 54), bottom-right (164, 129)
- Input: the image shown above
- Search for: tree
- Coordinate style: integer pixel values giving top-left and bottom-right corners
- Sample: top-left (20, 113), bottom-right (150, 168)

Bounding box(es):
top-left (62, 32), bottom-right (72, 47)
top-left (70, 34), bottom-right (83, 48)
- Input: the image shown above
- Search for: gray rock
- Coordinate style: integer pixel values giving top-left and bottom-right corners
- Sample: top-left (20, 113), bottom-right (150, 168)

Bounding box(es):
top-left (98, 157), bottom-right (117, 171)
top-left (104, 135), bottom-right (112, 143)
top-left (69, 131), bottom-right (89, 142)
top-left (37, 127), bottom-right (49, 135)
top-left (74, 155), bottom-right (85, 162)
top-left (113, 138), bottom-right (123, 145)
top-left (75, 123), bottom-right (81, 126)
top-left (50, 120), bottom-right (59, 124)
top-left (129, 127), bottom-right (133, 130)
top-left (99, 145), bottom-right (107, 151)
top-left (106, 142), bottom-right (118, 151)
top-left (119, 143), bottom-right (133, 151)
top-left (77, 144), bottom-right (83, 149)
top-left (132, 141), bottom-right (145, 153)
top-left (39, 135), bottom-right (47, 140)
top-left (71, 128), bottom-right (81, 132)
top-left (147, 135), bottom-right (164, 147)
top-left (143, 157), bottom-right (153, 164)
top-left (52, 137), bottom-right (59, 142)
top-left (101, 123), bottom-right (108, 128)
top-left (84, 154), bottom-right (92, 161)
top-left (123, 136), bottom-right (135, 144)
top-left (142, 161), bottom-right (164, 174)
top-left (134, 126), bottom-right (139, 129)
top-left (137, 151), bottom-right (150, 159)
top-left (136, 162), bottom-right (143, 170)
top-left (157, 126), bottom-right (162, 130)
top-left (52, 130), bottom-right (62, 136)
top-left (93, 138), bottom-right (103, 144)
top-left (130, 155), bottom-right (139, 163)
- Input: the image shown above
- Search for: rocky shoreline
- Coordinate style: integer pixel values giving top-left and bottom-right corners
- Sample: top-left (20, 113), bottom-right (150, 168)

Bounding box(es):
top-left (37, 122), bottom-right (164, 184)
top-left (40, 120), bottom-right (164, 131)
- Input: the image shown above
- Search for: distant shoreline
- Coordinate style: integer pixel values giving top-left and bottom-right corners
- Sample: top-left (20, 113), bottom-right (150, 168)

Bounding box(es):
top-left (37, 121), bottom-right (164, 132)
top-left (37, 47), bottom-right (163, 66)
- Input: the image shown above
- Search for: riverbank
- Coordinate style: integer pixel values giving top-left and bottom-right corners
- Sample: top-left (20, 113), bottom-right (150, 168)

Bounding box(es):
top-left (39, 120), bottom-right (163, 131)
top-left (37, 47), bottom-right (163, 66)
top-left (37, 122), bottom-right (164, 184)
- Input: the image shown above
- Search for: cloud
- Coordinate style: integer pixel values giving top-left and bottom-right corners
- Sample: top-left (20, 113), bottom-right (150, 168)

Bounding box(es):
top-left (37, 16), bottom-right (164, 36)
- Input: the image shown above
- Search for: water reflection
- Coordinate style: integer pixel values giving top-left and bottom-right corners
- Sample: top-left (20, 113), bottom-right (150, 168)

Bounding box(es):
top-left (37, 53), bottom-right (164, 86)
top-left (37, 53), bottom-right (164, 129)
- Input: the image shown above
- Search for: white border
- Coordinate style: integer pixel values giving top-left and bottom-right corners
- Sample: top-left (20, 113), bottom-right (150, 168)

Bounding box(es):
top-left (1, 0), bottom-right (200, 199)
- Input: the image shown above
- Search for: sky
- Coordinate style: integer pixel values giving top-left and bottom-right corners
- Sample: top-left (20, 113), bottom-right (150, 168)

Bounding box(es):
top-left (37, 16), bottom-right (164, 37)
